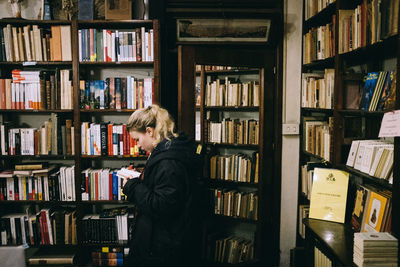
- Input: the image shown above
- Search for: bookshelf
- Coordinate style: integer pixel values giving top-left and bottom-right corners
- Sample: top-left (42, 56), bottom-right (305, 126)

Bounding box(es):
top-left (178, 45), bottom-right (281, 265)
top-left (0, 18), bottom-right (160, 265)
top-left (297, 0), bottom-right (400, 266)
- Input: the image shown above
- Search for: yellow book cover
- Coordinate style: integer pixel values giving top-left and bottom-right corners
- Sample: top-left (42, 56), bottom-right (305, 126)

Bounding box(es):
top-left (363, 191), bottom-right (388, 233)
top-left (309, 168), bottom-right (349, 223)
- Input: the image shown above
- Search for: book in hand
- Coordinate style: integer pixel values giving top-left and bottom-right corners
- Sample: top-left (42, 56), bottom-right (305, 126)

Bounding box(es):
top-left (116, 168), bottom-right (141, 179)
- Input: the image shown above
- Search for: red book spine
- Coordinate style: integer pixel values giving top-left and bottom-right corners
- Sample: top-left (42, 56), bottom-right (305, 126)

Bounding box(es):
top-left (0, 180), bottom-right (4, 200)
top-left (40, 211), bottom-right (49, 244)
top-left (38, 216), bottom-right (45, 244)
top-left (108, 124), bottom-right (113, 156)
top-left (109, 172), bottom-right (113, 200)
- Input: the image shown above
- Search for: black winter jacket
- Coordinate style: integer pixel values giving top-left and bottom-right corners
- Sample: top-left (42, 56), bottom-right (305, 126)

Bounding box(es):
top-left (123, 135), bottom-right (202, 267)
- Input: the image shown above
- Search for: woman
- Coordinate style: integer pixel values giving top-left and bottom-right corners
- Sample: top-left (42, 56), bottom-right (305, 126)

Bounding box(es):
top-left (122, 104), bottom-right (203, 267)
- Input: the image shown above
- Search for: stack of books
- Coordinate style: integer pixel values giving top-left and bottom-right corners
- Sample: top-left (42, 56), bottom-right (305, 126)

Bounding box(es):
top-left (353, 232), bottom-right (398, 267)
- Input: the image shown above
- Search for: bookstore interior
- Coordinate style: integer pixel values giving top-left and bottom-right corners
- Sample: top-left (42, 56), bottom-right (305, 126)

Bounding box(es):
top-left (0, 0), bottom-right (400, 266)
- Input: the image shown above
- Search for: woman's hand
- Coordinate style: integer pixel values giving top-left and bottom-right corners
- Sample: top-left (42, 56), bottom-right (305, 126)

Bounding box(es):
top-left (118, 168), bottom-right (142, 186)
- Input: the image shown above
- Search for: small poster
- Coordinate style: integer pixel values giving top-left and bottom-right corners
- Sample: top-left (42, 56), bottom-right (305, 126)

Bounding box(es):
top-left (309, 168), bottom-right (349, 223)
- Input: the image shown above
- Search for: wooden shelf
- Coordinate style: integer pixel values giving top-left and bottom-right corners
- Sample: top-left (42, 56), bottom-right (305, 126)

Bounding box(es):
top-left (79, 61), bottom-right (153, 66)
top-left (205, 143), bottom-right (259, 149)
top-left (337, 165), bottom-right (392, 190)
top-left (0, 201), bottom-right (78, 204)
top-left (0, 109), bottom-right (73, 113)
top-left (303, 2), bottom-right (336, 31)
top-left (337, 109), bottom-right (385, 117)
top-left (301, 108), bottom-right (333, 115)
top-left (81, 200), bottom-right (131, 204)
top-left (80, 109), bottom-right (137, 114)
top-left (0, 19), bottom-right (71, 25)
top-left (302, 57), bottom-right (334, 70)
top-left (77, 20), bottom-right (154, 27)
top-left (204, 106), bottom-right (259, 111)
top-left (31, 244), bottom-right (78, 248)
top-left (212, 214), bottom-right (258, 224)
top-left (0, 61), bottom-right (72, 66)
top-left (0, 155), bottom-right (74, 160)
top-left (339, 34), bottom-right (398, 64)
top-left (205, 178), bottom-right (258, 187)
top-left (196, 69), bottom-right (260, 76)
top-left (301, 151), bottom-right (329, 162)
top-left (205, 259), bottom-right (261, 267)
top-left (304, 218), bottom-right (354, 267)
top-left (80, 242), bottom-right (129, 247)
top-left (80, 155), bottom-right (148, 160)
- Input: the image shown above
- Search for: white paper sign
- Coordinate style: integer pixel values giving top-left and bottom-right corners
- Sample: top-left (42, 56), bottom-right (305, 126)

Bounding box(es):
top-left (379, 110), bottom-right (400, 137)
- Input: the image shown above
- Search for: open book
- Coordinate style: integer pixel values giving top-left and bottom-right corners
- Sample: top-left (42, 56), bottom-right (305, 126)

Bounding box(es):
top-left (116, 168), bottom-right (141, 179)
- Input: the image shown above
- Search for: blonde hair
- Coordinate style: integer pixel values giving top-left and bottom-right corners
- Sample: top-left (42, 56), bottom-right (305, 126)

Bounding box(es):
top-left (127, 105), bottom-right (178, 146)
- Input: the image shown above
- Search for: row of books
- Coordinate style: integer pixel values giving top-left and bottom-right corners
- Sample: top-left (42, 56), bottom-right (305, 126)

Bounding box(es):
top-left (81, 207), bottom-right (132, 244)
top-left (81, 122), bottom-right (147, 156)
top-left (205, 78), bottom-right (260, 107)
top-left (298, 204), bottom-right (310, 239)
top-left (302, 117), bottom-right (333, 161)
top-left (0, 208), bottom-right (77, 246)
top-left (346, 139), bottom-right (394, 182)
top-left (196, 65), bottom-right (251, 72)
top-left (300, 162), bottom-right (327, 200)
top-left (351, 183), bottom-right (392, 233)
top-left (81, 168), bottom-right (129, 201)
top-left (303, 17), bottom-right (336, 64)
top-left (314, 246), bottom-right (332, 267)
top-left (301, 69), bottom-right (335, 109)
top-left (338, 0), bottom-right (399, 54)
top-left (0, 69), bottom-right (73, 110)
top-left (0, 117), bottom-right (74, 156)
top-left (304, 0), bottom-right (336, 20)
top-left (205, 119), bottom-right (259, 145)
top-left (207, 234), bottom-right (254, 264)
top-left (212, 189), bottom-right (258, 220)
top-left (359, 71), bottom-right (395, 112)
top-left (353, 232), bottom-right (398, 267)
top-left (91, 247), bottom-right (125, 266)
top-left (79, 28), bottom-right (153, 62)
top-left (79, 77), bottom-right (153, 110)
top-left (1, 24), bottom-right (72, 62)
top-left (209, 152), bottom-right (259, 183)
top-left (0, 165), bottom-right (76, 202)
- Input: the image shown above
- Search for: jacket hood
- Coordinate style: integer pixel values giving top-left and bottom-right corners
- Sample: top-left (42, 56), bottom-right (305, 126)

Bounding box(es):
top-left (146, 134), bottom-right (201, 171)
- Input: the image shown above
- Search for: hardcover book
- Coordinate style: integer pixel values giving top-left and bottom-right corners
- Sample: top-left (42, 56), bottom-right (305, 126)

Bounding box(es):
top-left (78, 0), bottom-right (94, 20)
top-left (363, 191), bottom-right (389, 233)
top-left (359, 72), bottom-right (379, 110)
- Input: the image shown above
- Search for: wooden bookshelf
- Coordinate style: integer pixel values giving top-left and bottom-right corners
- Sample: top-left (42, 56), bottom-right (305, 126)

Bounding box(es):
top-left (205, 178), bottom-right (259, 188)
top-left (298, 0), bottom-right (400, 266)
top-left (80, 109), bottom-right (138, 114)
top-left (178, 45), bottom-right (281, 265)
top-left (0, 109), bottom-right (74, 113)
top-left (0, 18), bottom-right (161, 258)
top-left (79, 61), bottom-right (153, 66)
